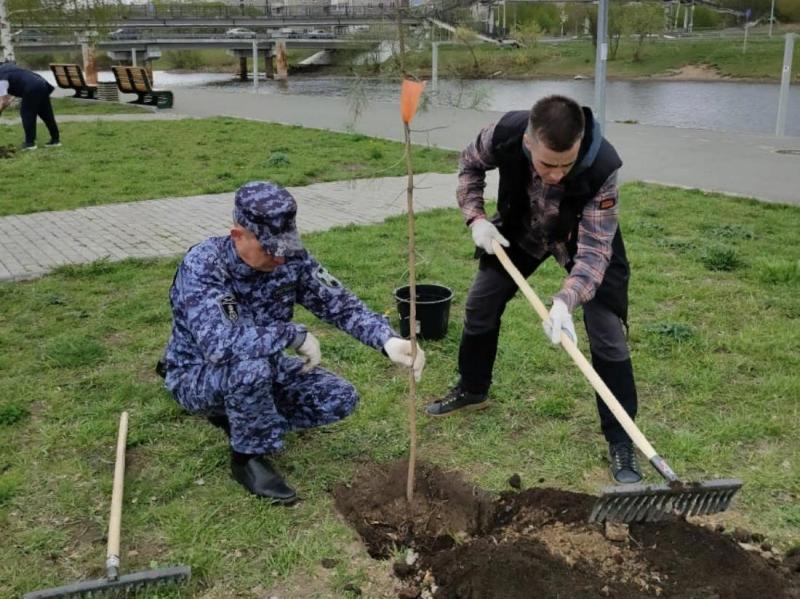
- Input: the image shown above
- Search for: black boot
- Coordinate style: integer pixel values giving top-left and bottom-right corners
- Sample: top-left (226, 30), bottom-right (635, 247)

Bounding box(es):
top-left (425, 329), bottom-right (497, 417)
top-left (207, 414), bottom-right (231, 437)
top-left (608, 441), bottom-right (642, 484)
top-left (230, 454), bottom-right (297, 504)
top-left (425, 385), bottom-right (489, 417)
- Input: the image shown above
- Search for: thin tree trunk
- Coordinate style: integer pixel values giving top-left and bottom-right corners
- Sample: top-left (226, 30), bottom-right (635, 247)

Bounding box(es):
top-left (396, 7), bottom-right (418, 507)
top-left (403, 122), bottom-right (418, 506)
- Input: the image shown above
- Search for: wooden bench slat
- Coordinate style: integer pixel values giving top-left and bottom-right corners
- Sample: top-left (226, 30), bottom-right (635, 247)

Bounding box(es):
top-left (49, 63), bottom-right (97, 99)
top-left (111, 65), bottom-right (173, 109)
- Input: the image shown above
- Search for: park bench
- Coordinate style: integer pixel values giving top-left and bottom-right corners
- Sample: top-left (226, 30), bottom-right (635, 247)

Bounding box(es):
top-left (111, 65), bottom-right (174, 109)
top-left (49, 63), bottom-right (97, 99)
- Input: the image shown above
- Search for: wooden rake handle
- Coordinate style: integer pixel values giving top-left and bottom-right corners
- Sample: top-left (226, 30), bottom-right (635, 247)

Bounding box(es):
top-left (106, 411), bottom-right (129, 580)
top-left (491, 240), bottom-right (661, 463)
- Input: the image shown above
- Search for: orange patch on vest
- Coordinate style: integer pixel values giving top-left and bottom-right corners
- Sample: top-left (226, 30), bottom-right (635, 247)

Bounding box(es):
top-left (599, 198), bottom-right (616, 210)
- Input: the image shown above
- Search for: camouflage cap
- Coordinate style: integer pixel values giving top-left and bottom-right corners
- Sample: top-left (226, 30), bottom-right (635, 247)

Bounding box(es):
top-left (233, 181), bottom-right (304, 258)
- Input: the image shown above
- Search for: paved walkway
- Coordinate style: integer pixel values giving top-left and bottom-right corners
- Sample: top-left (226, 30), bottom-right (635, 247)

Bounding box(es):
top-left (0, 172), bottom-right (497, 281)
top-left (1, 85), bottom-right (799, 281)
top-left (170, 87), bottom-right (800, 205)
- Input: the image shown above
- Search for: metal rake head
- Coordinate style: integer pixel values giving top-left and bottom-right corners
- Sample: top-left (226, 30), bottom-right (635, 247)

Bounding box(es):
top-left (24, 565), bottom-right (191, 598)
top-left (589, 478), bottom-right (743, 524)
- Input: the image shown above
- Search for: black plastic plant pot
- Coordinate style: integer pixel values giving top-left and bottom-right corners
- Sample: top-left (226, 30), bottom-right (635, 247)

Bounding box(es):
top-left (394, 284), bottom-right (454, 340)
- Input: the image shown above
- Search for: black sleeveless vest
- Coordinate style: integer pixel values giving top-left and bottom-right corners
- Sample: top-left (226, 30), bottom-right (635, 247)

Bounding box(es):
top-left (490, 108), bottom-right (622, 258)
top-left (489, 108), bottom-right (629, 322)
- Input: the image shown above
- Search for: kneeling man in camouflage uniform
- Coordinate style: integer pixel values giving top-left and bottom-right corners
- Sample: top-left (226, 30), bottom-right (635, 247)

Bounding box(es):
top-left (162, 181), bottom-right (424, 504)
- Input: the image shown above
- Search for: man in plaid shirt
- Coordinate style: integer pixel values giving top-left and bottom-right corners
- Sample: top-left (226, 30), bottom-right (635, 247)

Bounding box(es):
top-left (425, 95), bottom-right (642, 484)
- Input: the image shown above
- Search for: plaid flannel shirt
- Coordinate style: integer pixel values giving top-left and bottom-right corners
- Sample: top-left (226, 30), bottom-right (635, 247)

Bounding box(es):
top-left (457, 123), bottom-right (620, 312)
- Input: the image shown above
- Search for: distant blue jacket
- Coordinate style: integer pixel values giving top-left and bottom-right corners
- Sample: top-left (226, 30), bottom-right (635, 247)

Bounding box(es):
top-left (165, 237), bottom-right (396, 369)
top-left (0, 64), bottom-right (53, 97)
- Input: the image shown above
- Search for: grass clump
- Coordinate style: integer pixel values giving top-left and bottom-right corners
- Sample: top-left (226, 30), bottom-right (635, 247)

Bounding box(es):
top-left (266, 151), bottom-right (291, 167)
top-left (645, 323), bottom-right (696, 342)
top-left (0, 401), bottom-right (29, 426)
top-left (700, 244), bottom-right (743, 271)
top-left (754, 259), bottom-right (800, 285)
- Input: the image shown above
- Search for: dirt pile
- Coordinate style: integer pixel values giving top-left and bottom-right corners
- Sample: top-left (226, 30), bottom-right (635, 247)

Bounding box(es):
top-left (0, 145), bottom-right (18, 159)
top-left (333, 460), bottom-right (800, 599)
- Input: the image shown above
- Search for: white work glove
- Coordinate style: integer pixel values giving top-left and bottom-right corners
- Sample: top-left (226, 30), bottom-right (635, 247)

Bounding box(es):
top-left (295, 332), bottom-right (321, 373)
top-left (383, 337), bottom-right (426, 382)
top-left (470, 218), bottom-right (509, 255)
top-left (543, 299), bottom-right (577, 345)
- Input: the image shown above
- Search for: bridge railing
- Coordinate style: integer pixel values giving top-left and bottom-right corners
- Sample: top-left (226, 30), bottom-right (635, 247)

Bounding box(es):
top-left (113, 2), bottom-right (412, 21)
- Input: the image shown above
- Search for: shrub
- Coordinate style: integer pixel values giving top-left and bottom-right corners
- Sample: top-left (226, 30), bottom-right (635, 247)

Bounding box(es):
top-left (755, 259), bottom-right (800, 285)
top-left (266, 152), bottom-right (290, 167)
top-left (700, 244), bottom-right (743, 271)
top-left (645, 323), bottom-right (696, 342)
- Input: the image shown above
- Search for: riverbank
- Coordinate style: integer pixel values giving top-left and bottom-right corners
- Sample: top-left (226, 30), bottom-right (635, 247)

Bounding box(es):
top-left (15, 33), bottom-right (800, 83)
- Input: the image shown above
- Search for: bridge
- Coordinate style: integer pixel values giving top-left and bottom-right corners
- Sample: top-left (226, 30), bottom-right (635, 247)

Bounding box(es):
top-left (13, 37), bottom-right (377, 54)
top-left (10, 3), bottom-right (426, 30)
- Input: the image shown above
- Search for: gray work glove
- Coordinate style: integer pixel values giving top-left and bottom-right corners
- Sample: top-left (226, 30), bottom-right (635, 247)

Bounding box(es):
top-left (295, 332), bottom-right (321, 373)
top-left (543, 299), bottom-right (577, 345)
top-left (470, 218), bottom-right (509, 255)
top-left (383, 337), bottom-right (425, 382)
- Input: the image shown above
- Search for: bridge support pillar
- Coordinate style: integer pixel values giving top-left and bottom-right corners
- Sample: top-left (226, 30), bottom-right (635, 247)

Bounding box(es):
top-left (264, 50), bottom-right (274, 79)
top-left (79, 34), bottom-right (98, 85)
top-left (275, 40), bottom-right (288, 80)
top-left (239, 55), bottom-right (248, 81)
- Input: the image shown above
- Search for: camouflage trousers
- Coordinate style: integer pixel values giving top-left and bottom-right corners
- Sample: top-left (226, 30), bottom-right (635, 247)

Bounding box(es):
top-left (166, 355), bottom-right (359, 455)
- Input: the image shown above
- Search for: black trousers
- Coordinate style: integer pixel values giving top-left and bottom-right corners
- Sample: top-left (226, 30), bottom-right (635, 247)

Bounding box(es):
top-left (19, 86), bottom-right (59, 145)
top-left (457, 229), bottom-right (637, 444)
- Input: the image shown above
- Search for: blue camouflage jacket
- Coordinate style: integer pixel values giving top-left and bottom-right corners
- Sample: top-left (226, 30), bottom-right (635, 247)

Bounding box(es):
top-left (165, 236), bottom-right (396, 368)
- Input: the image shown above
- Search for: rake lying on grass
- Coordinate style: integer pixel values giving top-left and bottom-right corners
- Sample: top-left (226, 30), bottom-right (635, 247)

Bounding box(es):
top-left (491, 240), bottom-right (743, 524)
top-left (24, 412), bottom-right (190, 598)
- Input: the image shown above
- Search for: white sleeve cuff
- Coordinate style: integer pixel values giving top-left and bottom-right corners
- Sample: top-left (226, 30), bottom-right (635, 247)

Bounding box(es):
top-left (0, 81), bottom-right (9, 96)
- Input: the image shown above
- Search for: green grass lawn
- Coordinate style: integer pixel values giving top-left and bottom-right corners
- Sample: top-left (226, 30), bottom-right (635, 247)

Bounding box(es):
top-left (1, 182), bottom-right (798, 597)
top-left (0, 117), bottom-right (457, 216)
top-left (2, 96), bottom-right (153, 117)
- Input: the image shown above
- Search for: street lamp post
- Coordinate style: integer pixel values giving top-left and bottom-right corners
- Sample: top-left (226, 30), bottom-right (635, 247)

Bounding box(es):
top-left (594, 0), bottom-right (609, 132)
top-left (769, 0), bottom-right (776, 37)
top-left (776, 33), bottom-right (796, 136)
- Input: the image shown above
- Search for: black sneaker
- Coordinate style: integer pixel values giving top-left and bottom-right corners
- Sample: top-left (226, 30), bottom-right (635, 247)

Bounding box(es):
top-left (45, 139), bottom-right (61, 148)
top-left (230, 455), bottom-right (298, 505)
top-left (425, 385), bottom-right (489, 417)
top-left (608, 441), bottom-right (643, 484)
top-left (21, 142), bottom-right (37, 151)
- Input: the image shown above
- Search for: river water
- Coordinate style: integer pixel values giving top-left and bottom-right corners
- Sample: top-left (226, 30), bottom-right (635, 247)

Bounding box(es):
top-left (39, 70), bottom-right (799, 137)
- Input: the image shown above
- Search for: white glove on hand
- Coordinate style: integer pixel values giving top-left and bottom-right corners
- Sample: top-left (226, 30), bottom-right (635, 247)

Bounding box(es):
top-left (470, 218), bottom-right (509, 255)
top-left (543, 299), bottom-right (577, 345)
top-left (296, 333), bottom-right (321, 373)
top-left (383, 337), bottom-right (426, 382)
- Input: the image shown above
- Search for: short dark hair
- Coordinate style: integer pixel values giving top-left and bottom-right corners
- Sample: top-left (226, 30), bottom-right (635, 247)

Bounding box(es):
top-left (528, 95), bottom-right (585, 152)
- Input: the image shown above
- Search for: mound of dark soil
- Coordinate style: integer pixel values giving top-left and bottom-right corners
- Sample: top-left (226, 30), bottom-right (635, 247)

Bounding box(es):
top-left (0, 145), bottom-right (17, 159)
top-left (333, 460), bottom-right (800, 599)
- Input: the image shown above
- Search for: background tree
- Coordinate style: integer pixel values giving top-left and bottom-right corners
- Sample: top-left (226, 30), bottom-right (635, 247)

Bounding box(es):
top-left (608, 3), bottom-right (626, 60)
top-left (512, 20), bottom-right (541, 50)
top-left (776, 0), bottom-right (800, 21)
top-left (624, 3), bottom-right (664, 62)
top-left (453, 25), bottom-right (481, 74)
